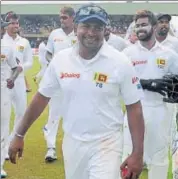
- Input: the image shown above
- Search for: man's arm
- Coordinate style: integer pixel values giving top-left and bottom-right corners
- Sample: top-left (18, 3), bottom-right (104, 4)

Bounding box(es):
top-left (22, 41), bottom-right (33, 71)
top-left (15, 92), bottom-right (50, 136)
top-left (126, 101), bottom-right (144, 155)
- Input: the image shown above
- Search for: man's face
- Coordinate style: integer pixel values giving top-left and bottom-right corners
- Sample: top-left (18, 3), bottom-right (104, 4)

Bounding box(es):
top-left (60, 12), bottom-right (73, 29)
top-left (76, 19), bottom-right (105, 50)
top-left (156, 17), bottom-right (170, 36)
top-left (135, 17), bottom-right (154, 41)
top-left (7, 18), bottom-right (19, 34)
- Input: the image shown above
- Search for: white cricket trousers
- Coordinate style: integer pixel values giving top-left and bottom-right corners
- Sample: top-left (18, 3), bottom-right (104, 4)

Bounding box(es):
top-left (62, 131), bottom-right (123, 179)
top-left (123, 104), bottom-right (170, 179)
top-left (43, 91), bottom-right (62, 149)
top-left (1, 88), bottom-right (11, 168)
top-left (10, 76), bottom-right (27, 132)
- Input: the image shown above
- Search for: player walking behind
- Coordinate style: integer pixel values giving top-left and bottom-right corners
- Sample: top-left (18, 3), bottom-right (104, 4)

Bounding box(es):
top-left (1, 18), bottom-right (21, 178)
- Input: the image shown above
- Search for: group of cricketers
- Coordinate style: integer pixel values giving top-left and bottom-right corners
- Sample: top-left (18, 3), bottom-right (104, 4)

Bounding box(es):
top-left (1, 3), bottom-right (178, 179)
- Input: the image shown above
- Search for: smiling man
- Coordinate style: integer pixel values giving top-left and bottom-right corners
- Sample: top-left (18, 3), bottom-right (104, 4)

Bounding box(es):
top-left (8, 4), bottom-right (145, 179)
top-left (122, 9), bottom-right (178, 179)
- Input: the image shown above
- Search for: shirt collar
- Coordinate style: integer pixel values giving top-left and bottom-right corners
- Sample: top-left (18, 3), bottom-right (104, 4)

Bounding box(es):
top-left (72, 40), bottom-right (109, 65)
top-left (137, 40), bottom-right (161, 51)
top-left (4, 32), bottom-right (21, 41)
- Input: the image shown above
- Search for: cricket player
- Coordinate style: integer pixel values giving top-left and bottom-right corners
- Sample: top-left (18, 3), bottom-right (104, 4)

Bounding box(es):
top-left (1, 18), bottom-right (21, 178)
top-left (8, 4), bottom-right (145, 179)
top-left (155, 14), bottom-right (178, 178)
top-left (122, 10), bottom-right (178, 179)
top-left (34, 38), bottom-right (48, 83)
top-left (125, 21), bottom-right (138, 44)
top-left (43, 6), bottom-right (77, 162)
top-left (3, 11), bottom-right (33, 157)
top-left (104, 19), bottom-right (128, 51)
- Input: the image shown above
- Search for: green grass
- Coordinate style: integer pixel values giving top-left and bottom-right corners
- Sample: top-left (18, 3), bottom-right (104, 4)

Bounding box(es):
top-left (4, 57), bottom-right (173, 179)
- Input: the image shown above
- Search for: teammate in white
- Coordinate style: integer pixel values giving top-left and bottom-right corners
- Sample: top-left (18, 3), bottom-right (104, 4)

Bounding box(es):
top-left (43, 6), bottom-right (77, 162)
top-left (155, 13), bottom-right (178, 179)
top-left (104, 19), bottom-right (128, 51)
top-left (125, 21), bottom-right (138, 44)
top-left (34, 38), bottom-right (48, 83)
top-left (8, 4), bottom-right (145, 179)
top-left (3, 11), bottom-right (33, 158)
top-left (1, 18), bottom-right (21, 178)
top-left (122, 10), bottom-right (178, 179)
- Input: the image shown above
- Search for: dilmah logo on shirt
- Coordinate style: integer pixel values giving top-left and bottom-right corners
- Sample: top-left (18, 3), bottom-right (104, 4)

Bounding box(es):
top-left (93, 72), bottom-right (108, 88)
top-left (60, 72), bottom-right (80, 79)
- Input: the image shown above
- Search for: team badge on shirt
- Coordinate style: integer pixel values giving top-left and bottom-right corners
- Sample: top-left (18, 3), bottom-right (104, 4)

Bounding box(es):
top-left (17, 45), bottom-right (24, 52)
top-left (157, 58), bottom-right (166, 69)
top-left (71, 39), bottom-right (77, 45)
top-left (1, 54), bottom-right (6, 62)
top-left (93, 72), bottom-right (108, 88)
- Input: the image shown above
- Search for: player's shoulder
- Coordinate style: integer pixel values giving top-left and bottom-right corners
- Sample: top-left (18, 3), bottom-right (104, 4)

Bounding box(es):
top-left (122, 43), bottom-right (138, 54)
top-left (159, 43), bottom-right (178, 58)
top-left (51, 47), bottom-right (73, 65)
top-left (103, 43), bottom-right (131, 66)
top-left (168, 34), bottom-right (178, 42)
top-left (49, 28), bottom-right (63, 36)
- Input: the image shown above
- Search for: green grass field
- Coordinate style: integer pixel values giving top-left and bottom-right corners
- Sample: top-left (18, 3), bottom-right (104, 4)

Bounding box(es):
top-left (4, 57), bottom-right (173, 179)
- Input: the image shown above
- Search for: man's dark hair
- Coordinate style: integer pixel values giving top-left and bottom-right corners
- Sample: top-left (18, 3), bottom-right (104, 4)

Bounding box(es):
top-left (60, 6), bottom-right (75, 17)
top-left (134, 9), bottom-right (157, 26)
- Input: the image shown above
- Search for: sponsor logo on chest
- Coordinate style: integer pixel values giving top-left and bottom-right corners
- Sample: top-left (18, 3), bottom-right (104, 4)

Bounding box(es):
top-left (132, 60), bottom-right (147, 66)
top-left (60, 72), bottom-right (80, 79)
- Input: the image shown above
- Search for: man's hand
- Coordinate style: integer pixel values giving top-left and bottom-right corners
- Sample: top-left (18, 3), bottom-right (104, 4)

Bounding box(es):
top-left (8, 136), bottom-right (24, 164)
top-left (120, 153), bottom-right (143, 179)
top-left (140, 79), bottom-right (172, 96)
top-left (6, 78), bottom-right (15, 89)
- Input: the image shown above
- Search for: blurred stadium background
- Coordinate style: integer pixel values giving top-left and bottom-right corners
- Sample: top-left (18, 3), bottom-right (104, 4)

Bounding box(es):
top-left (2, 1), bottom-right (178, 49)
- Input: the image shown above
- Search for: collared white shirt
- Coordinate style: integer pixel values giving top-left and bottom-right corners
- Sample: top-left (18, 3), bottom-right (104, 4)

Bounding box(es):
top-left (123, 41), bottom-right (178, 106)
top-left (1, 39), bottom-right (17, 88)
top-left (39, 42), bottom-right (142, 141)
top-left (107, 33), bottom-right (128, 51)
top-left (46, 28), bottom-right (77, 55)
top-left (3, 33), bottom-right (33, 76)
top-left (160, 34), bottom-right (178, 54)
top-left (38, 41), bottom-right (48, 65)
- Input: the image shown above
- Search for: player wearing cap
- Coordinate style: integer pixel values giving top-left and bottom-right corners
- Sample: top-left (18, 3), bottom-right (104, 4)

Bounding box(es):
top-left (104, 19), bottom-right (128, 51)
top-left (2, 11), bottom-right (33, 155)
top-left (122, 10), bottom-right (178, 179)
top-left (8, 4), bottom-right (145, 179)
top-left (43, 6), bottom-right (77, 162)
top-left (156, 13), bottom-right (178, 54)
top-left (155, 13), bottom-right (178, 179)
top-left (1, 18), bottom-right (21, 178)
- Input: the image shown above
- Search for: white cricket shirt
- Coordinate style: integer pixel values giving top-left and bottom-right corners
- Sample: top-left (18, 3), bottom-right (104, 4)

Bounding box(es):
top-left (160, 34), bottom-right (178, 54)
top-left (123, 41), bottom-right (178, 106)
top-left (46, 28), bottom-right (77, 55)
top-left (107, 33), bottom-right (128, 51)
top-left (38, 42), bottom-right (48, 65)
top-left (1, 39), bottom-right (17, 89)
top-left (39, 42), bottom-right (142, 141)
top-left (3, 33), bottom-right (33, 77)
